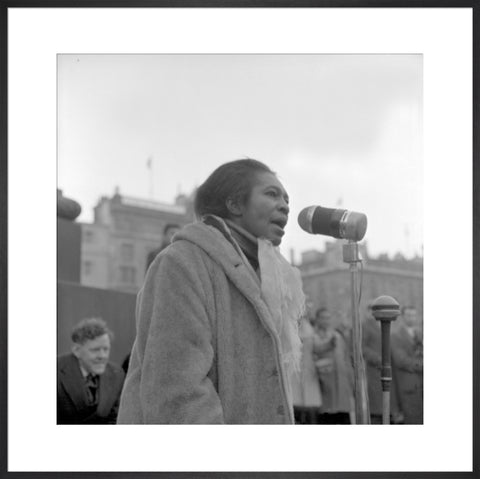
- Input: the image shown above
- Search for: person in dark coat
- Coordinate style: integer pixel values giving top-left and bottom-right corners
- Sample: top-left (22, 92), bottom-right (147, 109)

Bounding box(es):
top-left (145, 223), bottom-right (181, 272)
top-left (390, 305), bottom-right (423, 424)
top-left (57, 317), bottom-right (125, 424)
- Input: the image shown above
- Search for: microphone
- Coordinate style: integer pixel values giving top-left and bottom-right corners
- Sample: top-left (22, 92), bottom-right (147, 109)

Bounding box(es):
top-left (298, 205), bottom-right (367, 241)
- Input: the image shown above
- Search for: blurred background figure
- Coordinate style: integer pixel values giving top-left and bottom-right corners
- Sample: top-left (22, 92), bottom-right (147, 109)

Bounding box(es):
top-left (57, 317), bottom-right (125, 424)
top-left (362, 303), bottom-right (402, 424)
top-left (333, 309), bottom-right (352, 341)
top-left (391, 305), bottom-right (423, 424)
top-left (313, 307), bottom-right (355, 424)
top-left (292, 301), bottom-right (323, 424)
top-left (145, 223), bottom-right (181, 272)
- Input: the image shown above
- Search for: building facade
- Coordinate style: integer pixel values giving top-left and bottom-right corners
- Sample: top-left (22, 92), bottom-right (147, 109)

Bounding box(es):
top-left (298, 240), bottom-right (423, 325)
top-left (57, 189), bottom-right (138, 364)
top-left (80, 191), bottom-right (194, 293)
top-left (79, 192), bottom-right (423, 314)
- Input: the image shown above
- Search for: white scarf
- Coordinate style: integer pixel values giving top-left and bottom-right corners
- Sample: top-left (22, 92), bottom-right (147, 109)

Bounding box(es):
top-left (257, 238), bottom-right (305, 407)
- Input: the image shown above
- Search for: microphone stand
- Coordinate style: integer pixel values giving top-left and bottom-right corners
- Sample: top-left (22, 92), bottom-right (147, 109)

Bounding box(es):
top-left (343, 240), bottom-right (370, 424)
top-left (371, 296), bottom-right (400, 424)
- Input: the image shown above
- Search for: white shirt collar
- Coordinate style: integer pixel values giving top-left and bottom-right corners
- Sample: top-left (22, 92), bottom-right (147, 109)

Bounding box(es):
top-left (77, 361), bottom-right (89, 378)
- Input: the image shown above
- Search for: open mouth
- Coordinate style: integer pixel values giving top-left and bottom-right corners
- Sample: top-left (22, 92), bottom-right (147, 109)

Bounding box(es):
top-left (271, 217), bottom-right (287, 229)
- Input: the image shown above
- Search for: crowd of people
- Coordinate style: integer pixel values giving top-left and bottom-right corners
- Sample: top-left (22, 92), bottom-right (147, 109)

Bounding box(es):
top-left (293, 303), bottom-right (423, 425)
top-left (57, 158), bottom-right (423, 425)
top-left (57, 304), bottom-right (423, 425)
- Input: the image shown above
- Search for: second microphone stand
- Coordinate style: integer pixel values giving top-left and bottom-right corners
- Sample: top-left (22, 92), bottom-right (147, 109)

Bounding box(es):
top-left (343, 240), bottom-right (370, 424)
top-left (371, 295), bottom-right (400, 424)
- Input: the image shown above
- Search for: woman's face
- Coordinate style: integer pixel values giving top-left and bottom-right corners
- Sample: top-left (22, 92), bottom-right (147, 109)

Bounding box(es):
top-left (231, 171), bottom-right (290, 246)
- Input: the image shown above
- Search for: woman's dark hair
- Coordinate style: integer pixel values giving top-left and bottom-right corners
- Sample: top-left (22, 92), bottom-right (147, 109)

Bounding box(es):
top-left (194, 159), bottom-right (275, 219)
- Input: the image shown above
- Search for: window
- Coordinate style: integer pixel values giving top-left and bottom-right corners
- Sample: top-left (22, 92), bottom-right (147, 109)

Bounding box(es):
top-left (119, 266), bottom-right (136, 284)
top-left (83, 230), bottom-right (94, 243)
top-left (83, 261), bottom-right (93, 276)
top-left (120, 243), bottom-right (134, 261)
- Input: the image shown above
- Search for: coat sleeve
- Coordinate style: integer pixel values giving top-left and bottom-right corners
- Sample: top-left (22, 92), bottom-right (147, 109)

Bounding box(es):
top-left (105, 367), bottom-right (125, 424)
top-left (138, 247), bottom-right (224, 424)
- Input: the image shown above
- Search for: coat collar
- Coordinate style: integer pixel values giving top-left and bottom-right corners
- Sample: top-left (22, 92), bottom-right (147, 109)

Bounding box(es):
top-left (174, 220), bottom-right (277, 334)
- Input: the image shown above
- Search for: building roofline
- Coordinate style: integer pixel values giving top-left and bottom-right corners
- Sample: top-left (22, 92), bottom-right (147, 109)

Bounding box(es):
top-left (301, 264), bottom-right (423, 280)
top-left (116, 195), bottom-right (187, 215)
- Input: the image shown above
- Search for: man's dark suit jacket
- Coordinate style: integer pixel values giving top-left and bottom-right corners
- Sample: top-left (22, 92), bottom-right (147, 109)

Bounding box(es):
top-left (391, 324), bottom-right (423, 424)
top-left (57, 353), bottom-right (125, 424)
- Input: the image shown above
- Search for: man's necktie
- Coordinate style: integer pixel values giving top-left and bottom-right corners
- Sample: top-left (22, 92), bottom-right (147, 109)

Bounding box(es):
top-left (85, 373), bottom-right (99, 405)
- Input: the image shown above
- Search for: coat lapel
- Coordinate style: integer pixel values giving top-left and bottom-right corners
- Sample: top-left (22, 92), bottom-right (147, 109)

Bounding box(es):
top-left (195, 221), bottom-right (277, 333)
top-left (59, 354), bottom-right (90, 412)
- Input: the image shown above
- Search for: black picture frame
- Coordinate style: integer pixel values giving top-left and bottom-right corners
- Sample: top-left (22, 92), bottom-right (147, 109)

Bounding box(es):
top-left (1, 1), bottom-right (478, 478)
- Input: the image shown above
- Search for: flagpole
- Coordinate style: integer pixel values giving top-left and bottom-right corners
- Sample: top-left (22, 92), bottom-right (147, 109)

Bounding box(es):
top-left (147, 156), bottom-right (154, 199)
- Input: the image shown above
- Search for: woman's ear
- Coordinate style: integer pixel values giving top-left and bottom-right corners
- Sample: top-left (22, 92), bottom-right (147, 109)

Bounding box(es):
top-left (226, 197), bottom-right (243, 217)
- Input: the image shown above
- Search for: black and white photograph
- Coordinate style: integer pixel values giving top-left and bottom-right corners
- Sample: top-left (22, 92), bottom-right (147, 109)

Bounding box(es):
top-left (3, 5), bottom-right (475, 476)
top-left (57, 53), bottom-right (423, 427)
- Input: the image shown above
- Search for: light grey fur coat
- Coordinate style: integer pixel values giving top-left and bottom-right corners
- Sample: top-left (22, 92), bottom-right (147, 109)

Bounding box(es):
top-left (117, 219), bottom-right (294, 424)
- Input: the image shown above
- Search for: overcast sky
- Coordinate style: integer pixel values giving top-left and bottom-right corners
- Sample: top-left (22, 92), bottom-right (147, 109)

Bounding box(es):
top-left (57, 54), bottom-right (422, 262)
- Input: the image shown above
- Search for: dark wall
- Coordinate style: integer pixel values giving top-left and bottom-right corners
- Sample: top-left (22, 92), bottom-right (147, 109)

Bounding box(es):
top-left (57, 218), bottom-right (81, 283)
top-left (57, 281), bottom-right (137, 365)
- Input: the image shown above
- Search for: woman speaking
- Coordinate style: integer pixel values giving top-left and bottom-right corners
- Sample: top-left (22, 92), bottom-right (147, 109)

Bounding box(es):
top-left (117, 159), bottom-right (305, 424)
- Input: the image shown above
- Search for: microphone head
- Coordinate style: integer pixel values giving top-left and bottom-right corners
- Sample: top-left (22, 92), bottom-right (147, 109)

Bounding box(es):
top-left (297, 206), bottom-right (312, 233)
top-left (298, 205), bottom-right (367, 241)
top-left (342, 210), bottom-right (367, 242)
